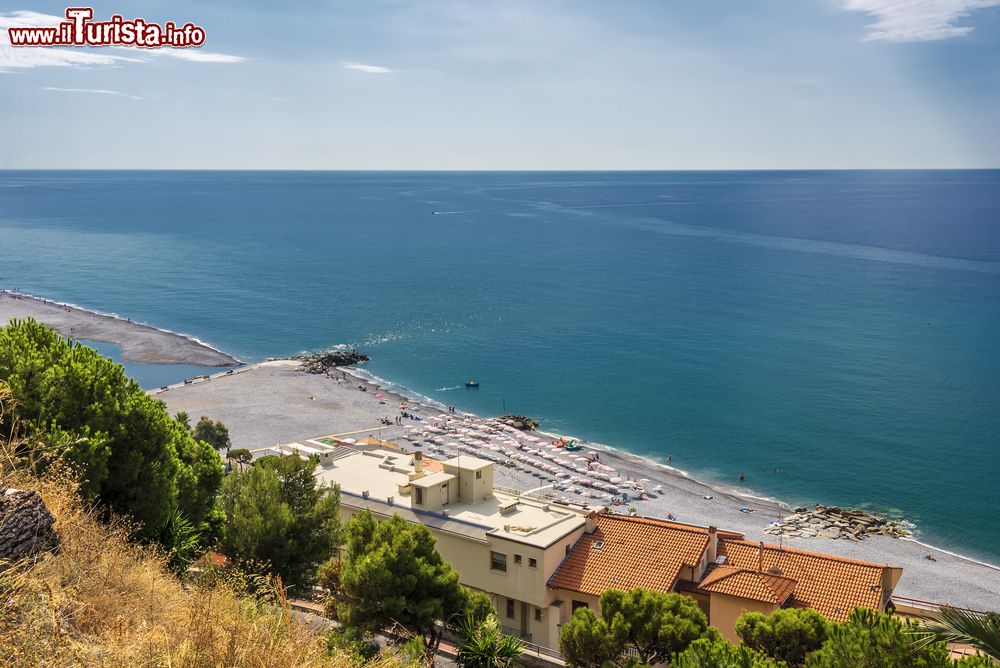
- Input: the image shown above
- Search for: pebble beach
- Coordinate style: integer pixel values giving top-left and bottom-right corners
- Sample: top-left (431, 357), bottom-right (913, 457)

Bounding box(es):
top-left (4, 292), bottom-right (1000, 612)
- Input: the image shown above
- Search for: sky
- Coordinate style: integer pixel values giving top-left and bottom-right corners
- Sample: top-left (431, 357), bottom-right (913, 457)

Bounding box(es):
top-left (1, 0), bottom-right (999, 169)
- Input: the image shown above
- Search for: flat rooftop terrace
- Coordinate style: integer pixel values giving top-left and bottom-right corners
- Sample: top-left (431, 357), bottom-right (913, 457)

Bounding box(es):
top-left (316, 448), bottom-right (592, 548)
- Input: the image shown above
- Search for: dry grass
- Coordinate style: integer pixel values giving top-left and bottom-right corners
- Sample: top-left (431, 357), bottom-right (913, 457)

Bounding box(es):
top-left (0, 384), bottom-right (398, 668)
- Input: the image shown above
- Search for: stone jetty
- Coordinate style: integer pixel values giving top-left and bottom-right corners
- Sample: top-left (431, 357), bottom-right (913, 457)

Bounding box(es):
top-left (294, 350), bottom-right (369, 374)
top-left (497, 414), bottom-right (539, 431)
top-left (763, 504), bottom-right (910, 541)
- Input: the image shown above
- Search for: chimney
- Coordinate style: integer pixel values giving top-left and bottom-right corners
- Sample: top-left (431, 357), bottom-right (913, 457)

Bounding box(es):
top-left (414, 451), bottom-right (423, 474)
top-left (707, 526), bottom-right (718, 563)
top-left (757, 541), bottom-right (765, 573)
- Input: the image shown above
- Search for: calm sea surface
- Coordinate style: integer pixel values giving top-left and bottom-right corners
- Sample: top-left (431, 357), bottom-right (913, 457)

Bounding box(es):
top-left (2, 171), bottom-right (998, 561)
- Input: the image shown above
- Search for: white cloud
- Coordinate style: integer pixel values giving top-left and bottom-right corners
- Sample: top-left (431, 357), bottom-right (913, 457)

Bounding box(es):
top-left (0, 11), bottom-right (142, 70)
top-left (43, 85), bottom-right (143, 100)
top-left (155, 50), bottom-right (245, 64)
top-left (842, 0), bottom-right (1000, 42)
top-left (0, 10), bottom-right (244, 71)
top-left (341, 61), bottom-right (393, 74)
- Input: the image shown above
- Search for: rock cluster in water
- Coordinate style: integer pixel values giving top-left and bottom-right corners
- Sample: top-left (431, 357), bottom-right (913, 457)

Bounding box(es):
top-left (294, 350), bottom-right (370, 374)
top-left (0, 488), bottom-right (60, 567)
top-left (763, 504), bottom-right (910, 541)
top-left (497, 414), bottom-right (539, 431)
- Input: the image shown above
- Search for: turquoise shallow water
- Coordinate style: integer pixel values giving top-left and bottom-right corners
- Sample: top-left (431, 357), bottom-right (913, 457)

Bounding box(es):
top-left (80, 340), bottom-right (227, 390)
top-left (2, 170), bottom-right (998, 561)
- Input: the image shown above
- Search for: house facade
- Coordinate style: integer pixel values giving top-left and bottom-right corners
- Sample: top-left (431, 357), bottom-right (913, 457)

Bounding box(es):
top-left (304, 443), bottom-right (903, 650)
top-left (315, 447), bottom-right (595, 647)
top-left (549, 513), bottom-right (904, 643)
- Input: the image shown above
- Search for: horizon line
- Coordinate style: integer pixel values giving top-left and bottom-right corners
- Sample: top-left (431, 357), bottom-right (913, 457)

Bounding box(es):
top-left (2, 167), bottom-right (999, 173)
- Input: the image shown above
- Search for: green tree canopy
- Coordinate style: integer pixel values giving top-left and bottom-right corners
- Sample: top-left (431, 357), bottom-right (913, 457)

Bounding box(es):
top-left (805, 608), bottom-right (988, 668)
top-left (0, 319), bottom-right (223, 536)
top-left (464, 591), bottom-right (499, 627)
top-left (558, 606), bottom-right (621, 668)
top-left (228, 448), bottom-right (252, 464)
top-left (193, 415), bottom-right (231, 451)
top-left (558, 588), bottom-right (716, 667)
top-left (338, 510), bottom-right (468, 655)
top-left (673, 637), bottom-right (786, 667)
top-left (218, 453), bottom-right (340, 589)
top-left (737, 608), bottom-right (829, 666)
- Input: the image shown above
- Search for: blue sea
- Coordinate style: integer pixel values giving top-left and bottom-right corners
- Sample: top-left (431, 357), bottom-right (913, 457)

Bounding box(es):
top-left (2, 170), bottom-right (998, 562)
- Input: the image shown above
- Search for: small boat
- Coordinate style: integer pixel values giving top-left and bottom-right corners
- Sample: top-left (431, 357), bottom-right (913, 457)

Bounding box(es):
top-left (465, 380), bottom-right (480, 388)
top-left (564, 440), bottom-right (583, 452)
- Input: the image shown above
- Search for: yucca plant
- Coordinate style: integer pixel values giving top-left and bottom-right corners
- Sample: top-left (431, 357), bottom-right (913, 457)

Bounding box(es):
top-left (914, 606), bottom-right (1000, 663)
top-left (455, 612), bottom-right (525, 668)
top-left (156, 507), bottom-right (203, 574)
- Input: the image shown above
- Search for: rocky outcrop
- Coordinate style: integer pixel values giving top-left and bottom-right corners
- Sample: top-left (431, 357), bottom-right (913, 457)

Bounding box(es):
top-left (294, 350), bottom-right (369, 374)
top-left (497, 414), bottom-right (539, 431)
top-left (763, 504), bottom-right (910, 541)
top-left (0, 488), bottom-right (59, 566)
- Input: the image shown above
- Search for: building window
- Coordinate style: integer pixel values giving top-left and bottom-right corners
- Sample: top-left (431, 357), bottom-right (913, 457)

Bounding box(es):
top-left (506, 599), bottom-right (515, 619)
top-left (514, 554), bottom-right (522, 565)
top-left (476, 470), bottom-right (482, 479)
top-left (572, 600), bottom-right (588, 612)
top-left (529, 557), bottom-right (537, 568)
top-left (534, 608), bottom-right (542, 621)
top-left (414, 488), bottom-right (423, 505)
top-left (491, 551), bottom-right (507, 573)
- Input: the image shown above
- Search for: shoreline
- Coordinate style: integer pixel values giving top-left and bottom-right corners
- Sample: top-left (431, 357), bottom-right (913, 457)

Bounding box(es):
top-left (3, 294), bottom-right (998, 608)
top-left (341, 369), bottom-right (795, 510)
top-left (334, 367), bottom-right (997, 571)
top-left (157, 359), bottom-right (1000, 609)
top-left (0, 290), bottom-right (242, 367)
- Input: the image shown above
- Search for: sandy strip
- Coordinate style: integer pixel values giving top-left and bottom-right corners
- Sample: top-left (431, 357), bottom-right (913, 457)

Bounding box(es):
top-left (0, 291), bottom-right (241, 367)
top-left (159, 359), bottom-right (1000, 612)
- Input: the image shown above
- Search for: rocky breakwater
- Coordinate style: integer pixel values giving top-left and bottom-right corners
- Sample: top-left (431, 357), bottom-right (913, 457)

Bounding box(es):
top-left (763, 504), bottom-right (910, 542)
top-left (294, 350), bottom-right (370, 374)
top-left (497, 414), bottom-right (539, 431)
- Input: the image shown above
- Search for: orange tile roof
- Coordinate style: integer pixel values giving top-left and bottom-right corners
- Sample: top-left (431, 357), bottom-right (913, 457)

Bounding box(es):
top-left (699, 564), bottom-right (797, 605)
top-left (421, 457), bottom-right (445, 473)
top-left (548, 514), bottom-right (739, 597)
top-left (714, 539), bottom-right (901, 621)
